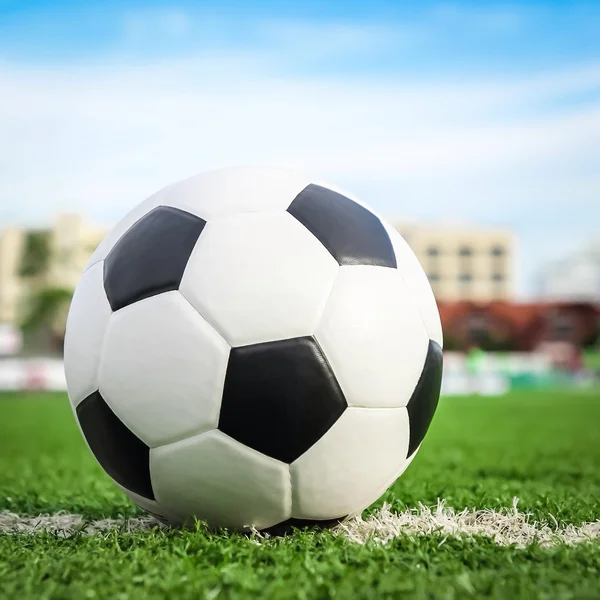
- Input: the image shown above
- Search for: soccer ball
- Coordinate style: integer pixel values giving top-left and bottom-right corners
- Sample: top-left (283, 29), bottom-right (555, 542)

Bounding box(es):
top-left (64, 167), bottom-right (443, 532)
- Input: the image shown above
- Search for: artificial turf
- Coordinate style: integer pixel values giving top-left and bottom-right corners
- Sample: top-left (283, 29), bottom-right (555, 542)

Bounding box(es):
top-left (0, 389), bottom-right (599, 599)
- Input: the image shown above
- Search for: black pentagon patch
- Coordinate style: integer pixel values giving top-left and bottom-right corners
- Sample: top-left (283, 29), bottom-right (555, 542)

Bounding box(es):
top-left (287, 184), bottom-right (396, 268)
top-left (104, 206), bottom-right (206, 311)
top-left (76, 391), bottom-right (154, 500)
top-left (219, 336), bottom-right (347, 464)
top-left (406, 340), bottom-right (443, 457)
top-left (264, 516), bottom-right (346, 536)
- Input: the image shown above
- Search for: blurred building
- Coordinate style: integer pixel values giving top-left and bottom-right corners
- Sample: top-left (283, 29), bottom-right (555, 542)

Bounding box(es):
top-left (0, 214), bottom-right (107, 325)
top-left (45, 214), bottom-right (107, 289)
top-left (0, 227), bottom-right (24, 323)
top-left (393, 221), bottom-right (514, 302)
top-left (537, 243), bottom-right (600, 303)
top-left (1, 212), bottom-right (516, 323)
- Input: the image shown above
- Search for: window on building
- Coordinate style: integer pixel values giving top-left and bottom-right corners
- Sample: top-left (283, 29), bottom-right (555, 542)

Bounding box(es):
top-left (459, 272), bottom-right (473, 282)
top-left (459, 246), bottom-right (473, 257)
top-left (492, 272), bottom-right (504, 281)
top-left (491, 245), bottom-right (505, 257)
top-left (428, 273), bottom-right (440, 282)
top-left (427, 246), bottom-right (440, 257)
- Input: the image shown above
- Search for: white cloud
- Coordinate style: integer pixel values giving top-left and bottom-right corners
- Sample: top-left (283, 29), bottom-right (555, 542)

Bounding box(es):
top-left (0, 45), bottom-right (598, 295)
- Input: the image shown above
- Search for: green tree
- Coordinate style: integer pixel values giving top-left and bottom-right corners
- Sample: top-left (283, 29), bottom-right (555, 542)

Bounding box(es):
top-left (17, 229), bottom-right (74, 354)
top-left (21, 287), bottom-right (73, 354)
top-left (19, 231), bottom-right (51, 278)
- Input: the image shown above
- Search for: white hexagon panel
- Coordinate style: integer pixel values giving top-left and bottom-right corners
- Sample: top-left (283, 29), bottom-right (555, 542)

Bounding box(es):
top-left (180, 211), bottom-right (338, 347)
top-left (98, 291), bottom-right (230, 448)
top-left (65, 166), bottom-right (444, 533)
top-left (315, 265), bottom-right (429, 409)
top-left (150, 429), bottom-right (292, 531)
top-left (290, 407), bottom-right (410, 520)
top-left (155, 166), bottom-right (313, 221)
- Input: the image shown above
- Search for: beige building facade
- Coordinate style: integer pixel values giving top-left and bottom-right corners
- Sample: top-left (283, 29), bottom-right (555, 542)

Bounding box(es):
top-left (393, 221), bottom-right (514, 302)
top-left (0, 214), bottom-right (107, 324)
top-left (45, 214), bottom-right (107, 290)
top-left (0, 228), bottom-right (25, 323)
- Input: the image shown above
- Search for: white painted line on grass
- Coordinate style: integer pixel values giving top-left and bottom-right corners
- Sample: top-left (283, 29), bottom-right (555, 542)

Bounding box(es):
top-left (0, 511), bottom-right (160, 536)
top-left (337, 499), bottom-right (600, 548)
top-left (1, 499), bottom-right (598, 548)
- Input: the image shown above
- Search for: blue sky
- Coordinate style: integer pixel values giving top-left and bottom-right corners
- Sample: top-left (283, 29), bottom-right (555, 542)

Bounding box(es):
top-left (2, 1), bottom-right (600, 72)
top-left (1, 1), bottom-right (599, 296)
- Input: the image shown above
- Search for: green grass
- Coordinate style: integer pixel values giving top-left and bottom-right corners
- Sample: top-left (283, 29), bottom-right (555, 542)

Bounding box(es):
top-left (2, 526), bottom-right (600, 600)
top-left (1, 389), bottom-right (599, 599)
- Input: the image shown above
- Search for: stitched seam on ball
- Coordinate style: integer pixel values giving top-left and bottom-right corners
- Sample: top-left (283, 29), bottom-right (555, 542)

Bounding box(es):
top-left (149, 426), bottom-right (218, 451)
top-left (176, 289), bottom-right (231, 428)
top-left (310, 261), bottom-right (341, 343)
top-left (288, 462), bottom-right (295, 520)
top-left (177, 286), bottom-right (230, 349)
top-left (93, 260), bottom-right (111, 401)
top-left (95, 290), bottom-right (156, 445)
top-left (201, 207), bottom-right (290, 224)
top-left (84, 257), bottom-right (103, 275)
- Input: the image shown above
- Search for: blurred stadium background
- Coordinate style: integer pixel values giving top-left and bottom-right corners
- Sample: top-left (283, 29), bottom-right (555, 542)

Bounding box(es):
top-left (0, 1), bottom-right (599, 395)
top-left (1, 4), bottom-right (599, 597)
top-left (0, 211), bottom-right (598, 395)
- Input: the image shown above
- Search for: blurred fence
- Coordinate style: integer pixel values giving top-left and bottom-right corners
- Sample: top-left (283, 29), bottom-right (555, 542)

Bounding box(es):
top-left (0, 352), bottom-right (597, 396)
top-left (0, 358), bottom-right (66, 392)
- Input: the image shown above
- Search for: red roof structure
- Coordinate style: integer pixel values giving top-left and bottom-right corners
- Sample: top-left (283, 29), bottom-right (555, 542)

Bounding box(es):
top-left (437, 300), bottom-right (600, 352)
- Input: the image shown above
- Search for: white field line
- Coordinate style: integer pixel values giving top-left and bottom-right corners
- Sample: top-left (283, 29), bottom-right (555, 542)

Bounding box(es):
top-left (0, 511), bottom-right (160, 536)
top-left (335, 499), bottom-right (600, 548)
top-left (0, 499), bottom-right (598, 548)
